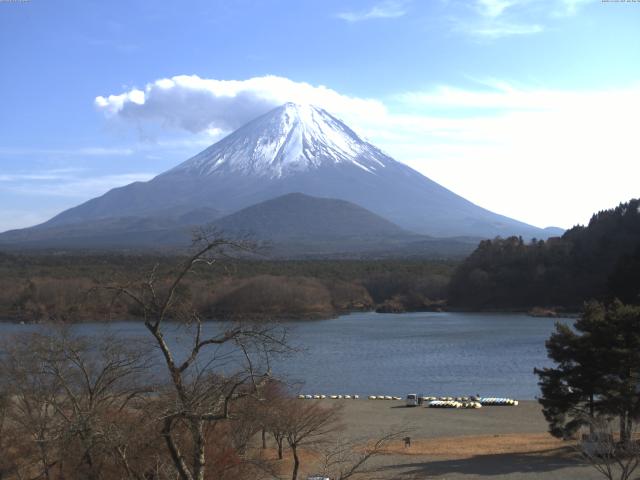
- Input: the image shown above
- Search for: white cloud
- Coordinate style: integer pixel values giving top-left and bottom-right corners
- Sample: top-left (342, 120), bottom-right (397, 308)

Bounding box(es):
top-left (0, 147), bottom-right (134, 156)
top-left (337, 1), bottom-right (409, 22)
top-left (384, 82), bottom-right (640, 228)
top-left (474, 0), bottom-right (589, 18)
top-left (476, 0), bottom-right (518, 18)
top-left (453, 0), bottom-right (588, 38)
top-left (556, 0), bottom-right (591, 16)
top-left (3, 171), bottom-right (155, 198)
top-left (0, 173), bottom-right (69, 182)
top-left (30, 173), bottom-right (156, 198)
top-left (454, 1), bottom-right (544, 38)
top-left (95, 75), bottom-right (386, 136)
top-left (464, 22), bottom-right (543, 37)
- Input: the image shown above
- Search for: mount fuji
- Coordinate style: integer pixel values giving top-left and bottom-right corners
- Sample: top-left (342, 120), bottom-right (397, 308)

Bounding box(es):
top-left (0, 103), bottom-right (561, 253)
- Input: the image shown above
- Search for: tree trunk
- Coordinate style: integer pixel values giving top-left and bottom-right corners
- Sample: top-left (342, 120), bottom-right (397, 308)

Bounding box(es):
top-left (291, 444), bottom-right (300, 480)
top-left (622, 411), bottom-right (633, 445)
top-left (116, 446), bottom-right (144, 480)
top-left (275, 435), bottom-right (283, 460)
top-left (192, 420), bottom-right (206, 480)
top-left (162, 418), bottom-right (194, 480)
top-left (81, 444), bottom-right (98, 480)
top-left (37, 438), bottom-right (53, 480)
top-left (619, 413), bottom-right (630, 444)
top-left (262, 428), bottom-right (267, 449)
top-left (589, 393), bottom-right (595, 435)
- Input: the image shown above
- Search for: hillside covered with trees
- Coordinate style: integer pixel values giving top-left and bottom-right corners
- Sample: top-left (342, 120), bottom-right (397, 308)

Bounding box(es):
top-left (448, 199), bottom-right (640, 310)
top-left (0, 254), bottom-right (454, 322)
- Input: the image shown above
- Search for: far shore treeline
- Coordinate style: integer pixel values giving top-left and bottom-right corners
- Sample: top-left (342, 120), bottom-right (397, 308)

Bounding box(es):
top-left (0, 255), bottom-right (454, 322)
top-left (449, 198), bottom-right (640, 311)
top-left (1, 198), bottom-right (638, 323)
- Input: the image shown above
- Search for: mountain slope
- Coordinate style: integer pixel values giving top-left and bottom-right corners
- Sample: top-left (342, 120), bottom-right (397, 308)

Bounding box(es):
top-left (0, 208), bottom-right (222, 249)
top-left (1, 103), bottom-right (559, 246)
top-left (211, 193), bottom-right (478, 258)
top-left (214, 192), bottom-right (409, 240)
top-left (0, 192), bottom-right (479, 258)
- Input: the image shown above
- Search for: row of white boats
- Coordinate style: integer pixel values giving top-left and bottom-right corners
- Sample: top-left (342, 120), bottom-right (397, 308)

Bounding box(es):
top-left (297, 394), bottom-right (361, 400)
top-left (296, 394), bottom-right (519, 408)
top-left (414, 396), bottom-right (518, 406)
top-left (410, 395), bottom-right (519, 408)
top-left (478, 397), bottom-right (519, 406)
top-left (426, 398), bottom-right (518, 409)
top-left (296, 394), bottom-right (403, 400)
top-left (428, 400), bottom-right (482, 409)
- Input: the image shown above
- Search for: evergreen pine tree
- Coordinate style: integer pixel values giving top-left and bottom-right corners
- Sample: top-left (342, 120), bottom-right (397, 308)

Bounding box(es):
top-left (535, 301), bottom-right (640, 441)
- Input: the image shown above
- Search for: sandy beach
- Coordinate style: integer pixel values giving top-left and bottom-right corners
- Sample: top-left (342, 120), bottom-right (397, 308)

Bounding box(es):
top-left (299, 399), bottom-right (604, 479)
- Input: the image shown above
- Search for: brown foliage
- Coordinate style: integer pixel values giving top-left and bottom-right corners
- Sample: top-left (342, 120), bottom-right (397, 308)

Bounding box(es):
top-left (0, 328), bottom-right (290, 480)
top-left (210, 275), bottom-right (335, 319)
top-left (0, 253), bottom-right (454, 322)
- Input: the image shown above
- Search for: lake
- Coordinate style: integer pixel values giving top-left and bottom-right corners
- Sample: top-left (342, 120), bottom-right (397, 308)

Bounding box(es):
top-left (0, 311), bottom-right (568, 400)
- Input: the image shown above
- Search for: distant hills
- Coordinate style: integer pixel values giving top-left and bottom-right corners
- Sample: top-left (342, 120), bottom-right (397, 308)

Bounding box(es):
top-left (0, 193), bottom-right (480, 258)
top-left (216, 192), bottom-right (409, 239)
top-left (214, 193), bottom-right (483, 258)
top-left (0, 103), bottom-right (562, 256)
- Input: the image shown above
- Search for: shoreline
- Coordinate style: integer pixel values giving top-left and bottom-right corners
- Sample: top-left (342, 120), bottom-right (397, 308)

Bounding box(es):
top-left (0, 306), bottom-right (580, 324)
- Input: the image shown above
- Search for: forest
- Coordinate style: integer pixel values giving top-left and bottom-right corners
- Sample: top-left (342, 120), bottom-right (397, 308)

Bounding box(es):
top-left (0, 253), bottom-right (454, 322)
top-left (448, 199), bottom-right (640, 311)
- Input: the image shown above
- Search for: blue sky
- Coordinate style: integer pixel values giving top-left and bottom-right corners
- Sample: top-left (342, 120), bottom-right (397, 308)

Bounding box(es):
top-left (1, 0), bottom-right (639, 232)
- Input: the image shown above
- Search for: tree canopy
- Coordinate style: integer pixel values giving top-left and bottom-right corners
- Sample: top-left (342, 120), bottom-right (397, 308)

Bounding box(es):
top-left (449, 199), bottom-right (640, 310)
top-left (535, 301), bottom-right (640, 442)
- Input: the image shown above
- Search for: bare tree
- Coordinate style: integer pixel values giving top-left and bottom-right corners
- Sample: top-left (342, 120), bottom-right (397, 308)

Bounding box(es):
top-left (105, 229), bottom-right (289, 480)
top-left (254, 379), bottom-right (290, 459)
top-left (0, 330), bottom-right (152, 480)
top-left (318, 430), bottom-right (409, 480)
top-left (283, 400), bottom-right (343, 480)
top-left (267, 405), bottom-right (288, 461)
top-left (0, 333), bottom-right (64, 480)
top-left (0, 386), bottom-right (18, 480)
top-left (36, 331), bottom-right (151, 479)
top-left (579, 416), bottom-right (640, 480)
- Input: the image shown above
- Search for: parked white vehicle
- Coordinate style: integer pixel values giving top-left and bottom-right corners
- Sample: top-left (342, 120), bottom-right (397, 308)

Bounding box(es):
top-left (406, 393), bottom-right (418, 407)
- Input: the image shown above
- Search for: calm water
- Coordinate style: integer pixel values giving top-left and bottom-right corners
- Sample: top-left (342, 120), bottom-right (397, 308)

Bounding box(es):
top-left (0, 312), bottom-right (569, 400)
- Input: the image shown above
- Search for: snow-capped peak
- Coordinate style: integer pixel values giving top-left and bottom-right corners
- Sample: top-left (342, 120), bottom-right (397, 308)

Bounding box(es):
top-left (169, 103), bottom-right (389, 178)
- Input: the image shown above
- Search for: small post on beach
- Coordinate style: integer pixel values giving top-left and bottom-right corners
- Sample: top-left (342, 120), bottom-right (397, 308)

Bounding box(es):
top-left (404, 436), bottom-right (411, 448)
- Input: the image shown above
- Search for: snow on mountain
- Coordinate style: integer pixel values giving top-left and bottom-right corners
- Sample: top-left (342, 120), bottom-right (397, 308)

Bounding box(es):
top-left (167, 103), bottom-right (387, 178)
